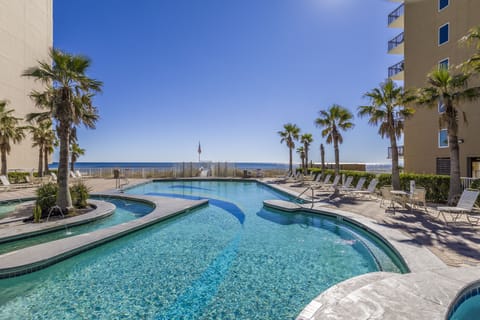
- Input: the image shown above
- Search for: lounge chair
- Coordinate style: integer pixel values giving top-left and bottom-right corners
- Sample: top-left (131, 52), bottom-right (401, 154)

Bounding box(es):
top-left (0, 175), bottom-right (31, 190)
top-left (436, 189), bottom-right (480, 225)
top-left (343, 177), bottom-right (366, 196)
top-left (307, 173), bottom-right (326, 187)
top-left (50, 172), bottom-right (58, 182)
top-left (351, 178), bottom-right (378, 200)
top-left (338, 176), bottom-right (354, 193)
top-left (75, 170), bottom-right (92, 179)
top-left (316, 175), bottom-right (341, 192)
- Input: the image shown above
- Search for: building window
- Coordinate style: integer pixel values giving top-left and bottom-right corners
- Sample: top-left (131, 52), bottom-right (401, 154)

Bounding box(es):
top-left (439, 58), bottom-right (449, 69)
top-left (439, 129), bottom-right (448, 148)
top-left (438, 101), bottom-right (446, 113)
top-left (439, 23), bottom-right (449, 45)
top-left (436, 157), bottom-right (450, 175)
top-left (439, 0), bottom-right (449, 11)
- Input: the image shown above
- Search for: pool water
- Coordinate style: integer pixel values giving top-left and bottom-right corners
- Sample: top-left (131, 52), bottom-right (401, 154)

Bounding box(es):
top-left (449, 287), bottom-right (480, 320)
top-left (0, 181), bottom-right (405, 319)
top-left (0, 197), bottom-right (153, 255)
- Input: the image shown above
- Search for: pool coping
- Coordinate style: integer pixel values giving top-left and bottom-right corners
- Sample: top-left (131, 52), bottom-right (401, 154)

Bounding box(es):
top-left (0, 194), bottom-right (207, 278)
top-left (259, 181), bottom-right (480, 320)
top-left (0, 199), bottom-right (116, 243)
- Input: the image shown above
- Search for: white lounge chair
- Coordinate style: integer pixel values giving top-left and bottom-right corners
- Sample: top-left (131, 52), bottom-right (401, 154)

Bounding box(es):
top-left (343, 177), bottom-right (366, 196)
top-left (436, 189), bottom-right (480, 225)
top-left (352, 178), bottom-right (378, 200)
top-left (0, 175), bottom-right (31, 190)
top-left (308, 173), bottom-right (329, 188)
top-left (338, 176), bottom-right (354, 192)
top-left (316, 175), bottom-right (341, 192)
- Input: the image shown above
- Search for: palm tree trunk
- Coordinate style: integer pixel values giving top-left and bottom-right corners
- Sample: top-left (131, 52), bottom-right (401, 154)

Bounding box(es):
top-left (305, 146), bottom-right (309, 171)
top-left (38, 146), bottom-right (44, 177)
top-left (1, 147), bottom-right (7, 175)
top-left (289, 147), bottom-right (293, 173)
top-left (43, 146), bottom-right (49, 175)
top-left (390, 135), bottom-right (401, 190)
top-left (334, 139), bottom-right (340, 176)
top-left (321, 144), bottom-right (325, 173)
top-left (448, 130), bottom-right (462, 205)
top-left (70, 158), bottom-right (74, 172)
top-left (57, 124), bottom-right (72, 210)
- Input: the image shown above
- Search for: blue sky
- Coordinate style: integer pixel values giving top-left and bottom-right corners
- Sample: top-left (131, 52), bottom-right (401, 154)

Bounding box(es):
top-left (53, 0), bottom-right (402, 164)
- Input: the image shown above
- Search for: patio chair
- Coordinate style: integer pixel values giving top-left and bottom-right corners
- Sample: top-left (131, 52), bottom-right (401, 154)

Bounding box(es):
top-left (309, 174), bottom-right (331, 188)
top-left (75, 170), bottom-right (92, 179)
top-left (436, 189), bottom-right (480, 225)
top-left (343, 177), bottom-right (366, 196)
top-left (379, 185), bottom-right (394, 208)
top-left (338, 176), bottom-right (354, 192)
top-left (316, 175), bottom-right (340, 192)
top-left (409, 186), bottom-right (427, 212)
top-left (0, 175), bottom-right (31, 190)
top-left (50, 172), bottom-right (58, 182)
top-left (351, 178), bottom-right (378, 200)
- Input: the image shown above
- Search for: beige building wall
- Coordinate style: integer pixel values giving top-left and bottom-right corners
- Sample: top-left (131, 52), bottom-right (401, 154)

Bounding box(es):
top-left (403, 0), bottom-right (480, 177)
top-left (0, 0), bottom-right (53, 171)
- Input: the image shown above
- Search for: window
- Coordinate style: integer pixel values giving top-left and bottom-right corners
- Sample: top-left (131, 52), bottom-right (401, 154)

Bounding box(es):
top-left (439, 129), bottom-right (448, 148)
top-left (439, 0), bottom-right (449, 11)
top-left (436, 157), bottom-right (450, 175)
top-left (439, 23), bottom-right (449, 45)
top-left (439, 58), bottom-right (449, 70)
top-left (438, 101), bottom-right (446, 113)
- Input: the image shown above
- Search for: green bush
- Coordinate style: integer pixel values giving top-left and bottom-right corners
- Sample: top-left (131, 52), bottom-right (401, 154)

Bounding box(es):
top-left (7, 172), bottom-right (29, 184)
top-left (70, 181), bottom-right (91, 208)
top-left (33, 203), bottom-right (42, 223)
top-left (35, 182), bottom-right (58, 216)
top-left (378, 173), bottom-right (450, 203)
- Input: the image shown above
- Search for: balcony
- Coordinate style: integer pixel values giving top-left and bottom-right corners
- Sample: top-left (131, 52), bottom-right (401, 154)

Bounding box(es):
top-left (388, 3), bottom-right (404, 28)
top-left (388, 32), bottom-right (404, 54)
top-left (388, 60), bottom-right (404, 80)
top-left (388, 146), bottom-right (404, 159)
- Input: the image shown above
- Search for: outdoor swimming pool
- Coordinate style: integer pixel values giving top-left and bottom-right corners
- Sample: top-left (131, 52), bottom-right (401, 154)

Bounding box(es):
top-left (0, 197), bottom-right (153, 255)
top-left (0, 180), bottom-right (406, 319)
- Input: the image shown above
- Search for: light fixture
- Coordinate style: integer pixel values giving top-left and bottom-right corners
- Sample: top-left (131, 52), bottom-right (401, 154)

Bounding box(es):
top-left (458, 138), bottom-right (465, 144)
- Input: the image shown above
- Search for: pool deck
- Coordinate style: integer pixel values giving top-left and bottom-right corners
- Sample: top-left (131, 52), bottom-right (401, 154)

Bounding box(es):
top-left (0, 178), bottom-right (479, 318)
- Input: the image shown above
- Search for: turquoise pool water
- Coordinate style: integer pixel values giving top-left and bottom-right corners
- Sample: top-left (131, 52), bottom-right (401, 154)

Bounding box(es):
top-left (0, 197), bottom-right (153, 255)
top-left (449, 286), bottom-right (480, 320)
top-left (0, 181), bottom-right (405, 319)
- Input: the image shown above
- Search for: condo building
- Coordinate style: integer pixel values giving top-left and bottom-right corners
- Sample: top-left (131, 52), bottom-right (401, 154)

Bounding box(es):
top-left (388, 0), bottom-right (480, 178)
top-left (0, 0), bottom-right (53, 170)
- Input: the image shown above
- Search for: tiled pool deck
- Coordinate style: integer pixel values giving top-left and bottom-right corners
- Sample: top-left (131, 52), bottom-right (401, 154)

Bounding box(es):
top-left (0, 178), bottom-right (479, 319)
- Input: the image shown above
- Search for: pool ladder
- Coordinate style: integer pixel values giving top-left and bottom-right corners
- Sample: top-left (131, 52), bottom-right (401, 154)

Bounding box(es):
top-left (293, 186), bottom-right (316, 209)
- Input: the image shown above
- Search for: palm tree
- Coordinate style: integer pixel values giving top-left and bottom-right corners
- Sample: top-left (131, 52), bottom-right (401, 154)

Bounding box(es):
top-left (415, 68), bottom-right (480, 204)
top-left (300, 133), bottom-right (313, 173)
top-left (461, 26), bottom-right (480, 74)
top-left (358, 79), bottom-right (414, 190)
top-left (23, 48), bottom-right (102, 210)
top-left (315, 104), bottom-right (354, 176)
top-left (296, 146), bottom-right (305, 173)
top-left (278, 123), bottom-right (300, 173)
top-left (320, 143), bottom-right (325, 172)
top-left (0, 100), bottom-right (26, 175)
top-left (27, 119), bottom-right (55, 177)
top-left (70, 142), bottom-right (85, 172)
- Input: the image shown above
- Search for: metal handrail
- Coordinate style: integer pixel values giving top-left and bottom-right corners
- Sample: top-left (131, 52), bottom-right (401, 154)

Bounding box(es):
top-left (388, 32), bottom-right (404, 51)
top-left (388, 60), bottom-right (404, 77)
top-left (388, 3), bottom-right (404, 25)
top-left (293, 186), bottom-right (316, 209)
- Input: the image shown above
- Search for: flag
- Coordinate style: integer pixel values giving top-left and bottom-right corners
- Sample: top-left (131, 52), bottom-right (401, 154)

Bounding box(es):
top-left (198, 142), bottom-right (202, 154)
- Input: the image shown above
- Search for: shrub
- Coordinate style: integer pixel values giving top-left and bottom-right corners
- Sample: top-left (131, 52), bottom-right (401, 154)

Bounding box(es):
top-left (70, 181), bottom-right (91, 208)
top-left (33, 203), bottom-right (42, 223)
top-left (35, 182), bottom-right (58, 216)
top-left (378, 173), bottom-right (450, 203)
top-left (7, 172), bottom-right (29, 184)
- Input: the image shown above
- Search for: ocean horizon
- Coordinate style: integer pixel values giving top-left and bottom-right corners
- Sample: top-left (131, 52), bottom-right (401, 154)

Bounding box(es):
top-left (49, 162), bottom-right (394, 172)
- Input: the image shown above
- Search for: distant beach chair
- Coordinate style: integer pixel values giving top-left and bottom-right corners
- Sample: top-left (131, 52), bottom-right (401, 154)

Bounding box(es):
top-left (436, 189), bottom-right (480, 225)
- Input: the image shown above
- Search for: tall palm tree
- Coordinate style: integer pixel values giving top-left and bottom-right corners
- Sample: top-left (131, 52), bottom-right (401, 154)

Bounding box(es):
top-left (27, 119), bottom-right (55, 177)
top-left (461, 26), bottom-right (480, 74)
top-left (70, 142), bottom-right (85, 172)
top-left (278, 123), bottom-right (300, 173)
top-left (296, 146), bottom-right (305, 173)
top-left (300, 133), bottom-right (313, 173)
top-left (23, 48), bottom-right (102, 210)
top-left (315, 104), bottom-right (354, 176)
top-left (415, 68), bottom-right (480, 204)
top-left (0, 100), bottom-right (25, 175)
top-left (320, 143), bottom-right (325, 172)
top-left (358, 79), bottom-right (414, 190)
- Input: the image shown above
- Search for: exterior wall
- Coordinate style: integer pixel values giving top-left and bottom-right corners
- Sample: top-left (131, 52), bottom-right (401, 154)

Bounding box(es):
top-left (0, 0), bottom-right (53, 171)
top-left (403, 0), bottom-right (480, 177)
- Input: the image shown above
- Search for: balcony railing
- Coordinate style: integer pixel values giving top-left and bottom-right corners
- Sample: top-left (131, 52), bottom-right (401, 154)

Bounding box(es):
top-left (387, 146), bottom-right (404, 159)
top-left (388, 3), bottom-right (404, 25)
top-left (388, 60), bottom-right (404, 78)
top-left (388, 32), bottom-right (404, 52)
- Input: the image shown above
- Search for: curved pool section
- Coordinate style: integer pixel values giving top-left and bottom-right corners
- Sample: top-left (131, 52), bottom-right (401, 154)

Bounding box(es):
top-left (0, 180), bottom-right (407, 319)
top-left (448, 281), bottom-right (480, 320)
